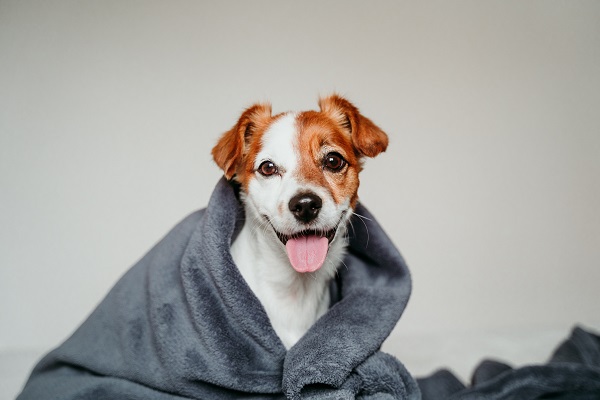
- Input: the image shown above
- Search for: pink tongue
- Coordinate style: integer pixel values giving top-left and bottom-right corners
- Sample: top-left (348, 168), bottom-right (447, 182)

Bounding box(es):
top-left (285, 235), bottom-right (329, 273)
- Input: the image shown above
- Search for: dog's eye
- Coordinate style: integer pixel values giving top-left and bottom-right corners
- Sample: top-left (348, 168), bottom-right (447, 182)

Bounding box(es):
top-left (258, 160), bottom-right (278, 176)
top-left (323, 152), bottom-right (346, 172)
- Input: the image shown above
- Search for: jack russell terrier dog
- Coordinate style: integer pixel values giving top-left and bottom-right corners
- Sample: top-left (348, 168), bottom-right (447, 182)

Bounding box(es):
top-left (212, 94), bottom-right (388, 349)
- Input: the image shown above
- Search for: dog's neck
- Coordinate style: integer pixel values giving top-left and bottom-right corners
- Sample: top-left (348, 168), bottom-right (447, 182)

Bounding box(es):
top-left (231, 205), bottom-right (346, 349)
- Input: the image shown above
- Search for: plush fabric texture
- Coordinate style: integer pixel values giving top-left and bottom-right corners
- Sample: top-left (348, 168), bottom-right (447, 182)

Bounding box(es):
top-left (18, 178), bottom-right (419, 400)
top-left (417, 326), bottom-right (600, 399)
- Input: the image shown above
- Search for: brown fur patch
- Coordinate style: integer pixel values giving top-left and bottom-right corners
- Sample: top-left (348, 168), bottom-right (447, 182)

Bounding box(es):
top-left (295, 111), bottom-right (361, 207)
top-left (319, 94), bottom-right (389, 158)
top-left (212, 103), bottom-right (283, 191)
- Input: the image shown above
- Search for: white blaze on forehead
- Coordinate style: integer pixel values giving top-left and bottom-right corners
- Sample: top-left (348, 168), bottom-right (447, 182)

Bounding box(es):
top-left (255, 113), bottom-right (298, 172)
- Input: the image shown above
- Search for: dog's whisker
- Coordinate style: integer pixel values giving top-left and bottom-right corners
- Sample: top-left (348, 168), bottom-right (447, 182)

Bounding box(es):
top-left (348, 219), bottom-right (357, 239)
top-left (352, 212), bottom-right (372, 222)
top-left (352, 212), bottom-right (370, 248)
top-left (328, 253), bottom-right (349, 272)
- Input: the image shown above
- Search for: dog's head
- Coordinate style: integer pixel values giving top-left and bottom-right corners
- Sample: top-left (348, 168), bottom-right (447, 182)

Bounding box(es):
top-left (212, 94), bottom-right (388, 273)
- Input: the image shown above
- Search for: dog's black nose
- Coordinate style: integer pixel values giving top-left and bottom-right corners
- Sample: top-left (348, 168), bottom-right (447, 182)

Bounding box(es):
top-left (289, 193), bottom-right (322, 223)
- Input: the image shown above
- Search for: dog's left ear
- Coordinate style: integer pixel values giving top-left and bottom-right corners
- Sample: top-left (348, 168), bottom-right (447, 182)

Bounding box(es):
top-left (212, 103), bottom-right (272, 180)
top-left (319, 94), bottom-right (388, 158)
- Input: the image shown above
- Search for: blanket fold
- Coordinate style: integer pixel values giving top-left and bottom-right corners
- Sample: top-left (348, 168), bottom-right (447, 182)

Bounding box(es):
top-left (18, 178), bottom-right (418, 400)
top-left (417, 326), bottom-right (600, 399)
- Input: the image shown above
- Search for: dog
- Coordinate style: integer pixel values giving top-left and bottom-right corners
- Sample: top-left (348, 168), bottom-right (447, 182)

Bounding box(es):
top-left (212, 94), bottom-right (388, 349)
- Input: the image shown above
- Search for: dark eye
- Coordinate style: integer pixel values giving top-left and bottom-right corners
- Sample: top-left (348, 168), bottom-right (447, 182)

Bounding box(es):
top-left (323, 152), bottom-right (346, 172)
top-left (258, 160), bottom-right (278, 176)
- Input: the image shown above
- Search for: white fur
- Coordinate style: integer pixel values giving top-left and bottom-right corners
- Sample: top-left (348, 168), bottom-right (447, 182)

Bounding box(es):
top-left (231, 113), bottom-right (352, 349)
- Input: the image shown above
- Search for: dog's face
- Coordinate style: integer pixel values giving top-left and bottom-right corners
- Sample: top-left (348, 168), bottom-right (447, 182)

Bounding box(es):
top-left (212, 95), bottom-right (388, 273)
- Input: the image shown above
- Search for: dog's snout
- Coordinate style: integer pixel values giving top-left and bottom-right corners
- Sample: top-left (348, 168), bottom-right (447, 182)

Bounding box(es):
top-left (289, 193), bottom-right (322, 223)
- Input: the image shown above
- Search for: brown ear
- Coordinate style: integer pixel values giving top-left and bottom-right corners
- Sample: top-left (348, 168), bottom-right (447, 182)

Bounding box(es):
top-left (212, 103), bottom-right (272, 180)
top-left (318, 94), bottom-right (388, 158)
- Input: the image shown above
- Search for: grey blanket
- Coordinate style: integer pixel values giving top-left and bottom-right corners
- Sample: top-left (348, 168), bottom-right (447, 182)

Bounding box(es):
top-left (18, 178), bottom-right (419, 400)
top-left (418, 326), bottom-right (600, 399)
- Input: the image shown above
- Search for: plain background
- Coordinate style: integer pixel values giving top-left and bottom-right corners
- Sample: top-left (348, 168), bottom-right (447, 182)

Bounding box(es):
top-left (1, 0), bottom-right (599, 386)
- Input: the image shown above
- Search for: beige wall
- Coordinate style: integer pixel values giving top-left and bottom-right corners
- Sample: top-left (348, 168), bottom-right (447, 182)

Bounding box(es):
top-left (1, 1), bottom-right (599, 352)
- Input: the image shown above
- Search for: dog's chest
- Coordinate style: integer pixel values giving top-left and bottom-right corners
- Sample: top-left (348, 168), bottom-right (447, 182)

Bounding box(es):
top-left (230, 224), bottom-right (331, 349)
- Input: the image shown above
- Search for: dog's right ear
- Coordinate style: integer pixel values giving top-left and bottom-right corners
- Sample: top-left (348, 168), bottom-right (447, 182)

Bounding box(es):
top-left (212, 103), bottom-right (272, 180)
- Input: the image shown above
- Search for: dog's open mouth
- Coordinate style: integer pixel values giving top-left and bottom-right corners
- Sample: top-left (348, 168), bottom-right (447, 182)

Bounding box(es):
top-left (274, 228), bottom-right (337, 246)
top-left (270, 226), bottom-right (338, 274)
